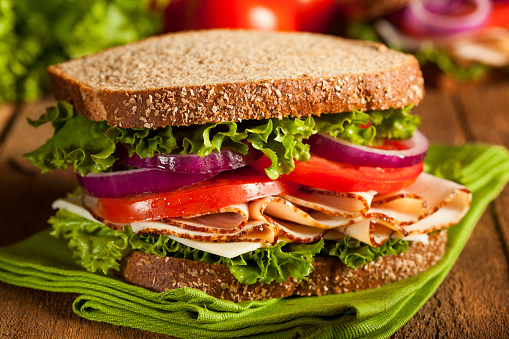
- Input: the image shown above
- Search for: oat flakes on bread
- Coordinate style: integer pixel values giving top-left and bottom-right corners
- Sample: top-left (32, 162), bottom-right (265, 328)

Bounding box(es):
top-left (24, 29), bottom-right (471, 303)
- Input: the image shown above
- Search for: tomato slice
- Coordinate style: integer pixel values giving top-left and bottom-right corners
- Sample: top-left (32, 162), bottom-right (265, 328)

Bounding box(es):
top-left (250, 155), bottom-right (423, 193)
top-left (96, 166), bottom-right (300, 223)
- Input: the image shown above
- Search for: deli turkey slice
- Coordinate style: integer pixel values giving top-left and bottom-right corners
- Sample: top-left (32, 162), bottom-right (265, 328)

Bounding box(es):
top-left (130, 203), bottom-right (278, 244)
top-left (281, 189), bottom-right (375, 218)
top-left (324, 218), bottom-right (394, 247)
top-left (249, 196), bottom-right (327, 243)
top-left (399, 173), bottom-right (472, 234)
top-left (81, 195), bottom-right (278, 244)
top-left (254, 173), bottom-right (471, 246)
top-left (373, 173), bottom-right (472, 235)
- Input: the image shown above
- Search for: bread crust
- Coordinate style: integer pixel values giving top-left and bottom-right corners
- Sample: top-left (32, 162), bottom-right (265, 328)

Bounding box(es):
top-left (120, 231), bottom-right (447, 302)
top-left (47, 30), bottom-right (424, 129)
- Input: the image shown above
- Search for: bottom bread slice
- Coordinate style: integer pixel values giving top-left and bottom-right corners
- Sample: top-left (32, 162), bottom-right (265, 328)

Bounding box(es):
top-left (120, 231), bottom-right (447, 302)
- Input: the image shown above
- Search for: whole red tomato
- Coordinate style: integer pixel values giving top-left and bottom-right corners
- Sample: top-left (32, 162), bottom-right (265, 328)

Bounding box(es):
top-left (184, 0), bottom-right (297, 31)
top-left (296, 0), bottom-right (337, 33)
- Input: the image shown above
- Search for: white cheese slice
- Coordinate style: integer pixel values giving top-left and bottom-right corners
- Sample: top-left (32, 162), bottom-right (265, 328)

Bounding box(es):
top-left (166, 235), bottom-right (264, 258)
top-left (52, 196), bottom-right (99, 223)
top-left (392, 232), bottom-right (430, 245)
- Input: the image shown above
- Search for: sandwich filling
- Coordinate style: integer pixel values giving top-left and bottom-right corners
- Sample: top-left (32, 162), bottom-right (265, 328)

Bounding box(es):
top-left (25, 102), bottom-right (471, 286)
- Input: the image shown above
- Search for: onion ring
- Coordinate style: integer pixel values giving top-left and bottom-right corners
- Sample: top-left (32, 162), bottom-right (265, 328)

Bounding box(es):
top-left (305, 130), bottom-right (429, 168)
top-left (119, 147), bottom-right (262, 174)
top-left (404, 0), bottom-right (493, 36)
top-left (76, 168), bottom-right (218, 198)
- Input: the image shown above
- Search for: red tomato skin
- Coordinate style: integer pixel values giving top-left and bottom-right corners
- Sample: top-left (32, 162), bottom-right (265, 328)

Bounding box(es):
top-left (184, 0), bottom-right (297, 31)
top-left (96, 167), bottom-right (300, 223)
top-left (296, 0), bottom-right (337, 33)
top-left (250, 155), bottom-right (423, 194)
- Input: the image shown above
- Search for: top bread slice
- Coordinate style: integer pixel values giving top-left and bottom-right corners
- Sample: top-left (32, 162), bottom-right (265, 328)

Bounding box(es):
top-left (48, 29), bottom-right (424, 129)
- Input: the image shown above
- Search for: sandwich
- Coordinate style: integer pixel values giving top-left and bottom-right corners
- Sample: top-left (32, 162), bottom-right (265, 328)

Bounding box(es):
top-left (23, 29), bottom-right (471, 302)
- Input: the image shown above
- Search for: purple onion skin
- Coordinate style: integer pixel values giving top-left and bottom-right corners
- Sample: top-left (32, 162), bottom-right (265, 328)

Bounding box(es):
top-left (305, 132), bottom-right (428, 168)
top-left (119, 147), bottom-right (262, 174)
top-left (77, 168), bottom-right (218, 198)
top-left (423, 0), bottom-right (464, 14)
top-left (403, 0), bottom-right (493, 35)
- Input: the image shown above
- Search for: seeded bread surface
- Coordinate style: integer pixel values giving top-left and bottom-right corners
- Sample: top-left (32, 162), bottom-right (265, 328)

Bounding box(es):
top-left (120, 231), bottom-right (446, 302)
top-left (48, 29), bottom-right (424, 129)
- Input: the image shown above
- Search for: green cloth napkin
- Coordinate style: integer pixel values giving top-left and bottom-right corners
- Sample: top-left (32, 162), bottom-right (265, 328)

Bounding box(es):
top-left (1, 143), bottom-right (508, 339)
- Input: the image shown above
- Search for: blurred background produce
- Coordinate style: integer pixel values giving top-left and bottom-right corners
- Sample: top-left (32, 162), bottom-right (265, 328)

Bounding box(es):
top-left (0, 0), bottom-right (166, 104)
top-left (2, 0), bottom-right (508, 105)
top-left (342, 0), bottom-right (509, 88)
top-left (162, 0), bottom-right (338, 33)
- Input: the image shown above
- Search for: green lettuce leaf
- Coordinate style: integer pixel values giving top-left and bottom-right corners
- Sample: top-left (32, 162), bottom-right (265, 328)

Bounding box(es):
top-left (369, 105), bottom-right (420, 142)
top-left (345, 22), bottom-right (384, 44)
top-left (223, 240), bottom-right (323, 284)
top-left (24, 102), bottom-right (120, 174)
top-left (49, 209), bottom-right (131, 274)
top-left (24, 102), bottom-right (419, 178)
top-left (313, 106), bottom-right (421, 146)
top-left (416, 46), bottom-right (488, 83)
top-left (322, 236), bottom-right (409, 270)
top-left (313, 109), bottom-right (375, 145)
top-left (423, 144), bottom-right (469, 184)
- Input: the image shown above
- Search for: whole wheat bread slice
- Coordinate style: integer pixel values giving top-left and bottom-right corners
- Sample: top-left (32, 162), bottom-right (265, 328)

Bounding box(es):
top-left (120, 231), bottom-right (446, 302)
top-left (48, 29), bottom-right (424, 129)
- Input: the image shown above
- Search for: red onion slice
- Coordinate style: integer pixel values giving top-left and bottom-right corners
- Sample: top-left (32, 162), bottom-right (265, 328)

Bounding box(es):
top-left (118, 147), bottom-right (262, 174)
top-left (404, 0), bottom-right (492, 35)
top-left (306, 130), bottom-right (429, 168)
top-left (76, 168), bottom-right (218, 198)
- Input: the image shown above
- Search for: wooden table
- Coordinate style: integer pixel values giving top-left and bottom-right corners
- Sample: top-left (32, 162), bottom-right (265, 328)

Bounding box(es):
top-left (0, 84), bottom-right (508, 338)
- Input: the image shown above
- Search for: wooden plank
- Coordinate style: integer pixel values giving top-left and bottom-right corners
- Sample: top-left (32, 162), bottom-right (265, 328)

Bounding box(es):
top-left (455, 85), bottom-right (509, 256)
top-left (0, 98), bottom-right (57, 173)
top-left (0, 99), bottom-right (77, 246)
top-left (413, 89), bottom-right (467, 144)
top-left (455, 84), bottom-right (509, 146)
top-left (0, 103), bottom-right (16, 145)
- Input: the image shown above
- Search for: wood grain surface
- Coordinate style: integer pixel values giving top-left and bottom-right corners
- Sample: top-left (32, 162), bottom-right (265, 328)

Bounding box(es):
top-left (0, 84), bottom-right (508, 338)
